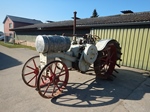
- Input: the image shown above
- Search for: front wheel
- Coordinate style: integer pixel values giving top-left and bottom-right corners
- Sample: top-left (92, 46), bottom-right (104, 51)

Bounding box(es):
top-left (22, 56), bottom-right (40, 87)
top-left (37, 60), bottom-right (69, 99)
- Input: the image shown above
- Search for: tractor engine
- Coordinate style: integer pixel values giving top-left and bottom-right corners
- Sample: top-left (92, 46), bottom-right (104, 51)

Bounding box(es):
top-left (35, 35), bottom-right (98, 72)
top-left (68, 43), bottom-right (98, 72)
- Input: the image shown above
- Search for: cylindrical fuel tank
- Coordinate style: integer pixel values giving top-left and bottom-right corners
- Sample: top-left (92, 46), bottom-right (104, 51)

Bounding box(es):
top-left (35, 35), bottom-right (71, 53)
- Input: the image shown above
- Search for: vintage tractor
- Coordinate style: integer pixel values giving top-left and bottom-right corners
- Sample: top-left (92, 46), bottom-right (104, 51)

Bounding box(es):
top-left (22, 33), bottom-right (122, 99)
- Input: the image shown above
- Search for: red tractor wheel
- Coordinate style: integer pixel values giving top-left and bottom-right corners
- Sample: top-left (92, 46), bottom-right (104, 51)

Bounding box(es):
top-left (94, 42), bottom-right (121, 79)
top-left (37, 60), bottom-right (69, 99)
top-left (22, 56), bottom-right (40, 87)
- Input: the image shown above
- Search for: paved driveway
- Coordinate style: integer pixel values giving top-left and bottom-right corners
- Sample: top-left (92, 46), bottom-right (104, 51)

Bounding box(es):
top-left (0, 45), bottom-right (150, 112)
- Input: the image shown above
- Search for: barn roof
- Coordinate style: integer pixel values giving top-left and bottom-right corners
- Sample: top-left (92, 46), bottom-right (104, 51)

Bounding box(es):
top-left (3, 15), bottom-right (43, 24)
top-left (11, 11), bottom-right (150, 31)
top-left (77, 11), bottom-right (150, 26)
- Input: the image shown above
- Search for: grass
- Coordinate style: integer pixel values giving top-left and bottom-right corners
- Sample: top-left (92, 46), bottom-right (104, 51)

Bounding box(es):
top-left (0, 41), bottom-right (36, 50)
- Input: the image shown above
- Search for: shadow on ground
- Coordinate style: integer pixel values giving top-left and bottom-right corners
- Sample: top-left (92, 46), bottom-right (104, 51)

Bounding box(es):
top-left (51, 69), bottom-right (150, 107)
top-left (0, 52), bottom-right (22, 70)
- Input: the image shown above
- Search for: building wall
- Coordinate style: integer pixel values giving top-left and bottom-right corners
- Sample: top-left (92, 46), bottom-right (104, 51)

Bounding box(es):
top-left (15, 28), bottom-right (90, 47)
top-left (4, 17), bottom-right (14, 36)
top-left (91, 25), bottom-right (150, 71)
top-left (15, 34), bottom-right (36, 47)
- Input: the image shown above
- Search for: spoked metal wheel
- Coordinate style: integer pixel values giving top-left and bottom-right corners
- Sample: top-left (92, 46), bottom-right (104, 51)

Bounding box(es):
top-left (94, 43), bottom-right (118, 79)
top-left (22, 56), bottom-right (40, 87)
top-left (37, 60), bottom-right (69, 99)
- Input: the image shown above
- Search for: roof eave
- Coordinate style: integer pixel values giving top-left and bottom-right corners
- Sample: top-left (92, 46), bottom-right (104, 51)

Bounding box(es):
top-left (77, 21), bottom-right (150, 28)
top-left (10, 25), bottom-right (73, 31)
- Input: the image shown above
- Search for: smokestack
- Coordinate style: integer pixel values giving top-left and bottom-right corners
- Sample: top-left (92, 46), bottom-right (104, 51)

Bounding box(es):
top-left (72, 11), bottom-right (77, 44)
top-left (73, 11), bottom-right (77, 35)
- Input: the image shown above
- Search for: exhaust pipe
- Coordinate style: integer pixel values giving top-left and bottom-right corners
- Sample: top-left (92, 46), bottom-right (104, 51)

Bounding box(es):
top-left (72, 11), bottom-right (77, 44)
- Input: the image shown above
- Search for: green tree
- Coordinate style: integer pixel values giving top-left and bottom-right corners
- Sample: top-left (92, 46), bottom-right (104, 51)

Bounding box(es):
top-left (91, 9), bottom-right (99, 18)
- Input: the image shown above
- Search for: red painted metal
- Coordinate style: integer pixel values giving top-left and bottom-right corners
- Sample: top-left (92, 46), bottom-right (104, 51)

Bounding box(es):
top-left (94, 43), bottom-right (117, 79)
top-left (37, 60), bottom-right (69, 99)
top-left (22, 56), bottom-right (40, 87)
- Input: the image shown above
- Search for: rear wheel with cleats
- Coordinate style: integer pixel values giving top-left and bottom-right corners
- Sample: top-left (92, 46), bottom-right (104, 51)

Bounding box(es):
top-left (94, 41), bottom-right (122, 79)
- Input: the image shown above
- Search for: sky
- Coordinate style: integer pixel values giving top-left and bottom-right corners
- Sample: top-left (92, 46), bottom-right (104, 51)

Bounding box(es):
top-left (0, 0), bottom-right (150, 32)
